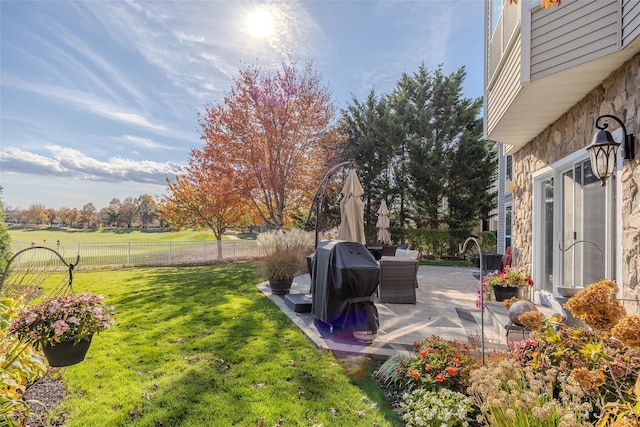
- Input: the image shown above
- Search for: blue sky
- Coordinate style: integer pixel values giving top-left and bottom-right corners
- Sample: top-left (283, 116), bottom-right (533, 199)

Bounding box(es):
top-left (1, 0), bottom-right (484, 211)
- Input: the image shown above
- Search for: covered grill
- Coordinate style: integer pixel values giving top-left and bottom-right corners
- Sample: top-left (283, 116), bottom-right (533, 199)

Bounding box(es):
top-left (310, 240), bottom-right (379, 336)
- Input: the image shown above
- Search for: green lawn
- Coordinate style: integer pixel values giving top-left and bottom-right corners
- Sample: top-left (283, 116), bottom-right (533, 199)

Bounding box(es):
top-left (7, 226), bottom-right (233, 245)
top-left (37, 264), bottom-right (401, 426)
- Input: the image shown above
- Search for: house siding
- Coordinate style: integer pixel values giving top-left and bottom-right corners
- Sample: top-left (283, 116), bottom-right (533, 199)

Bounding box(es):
top-left (512, 53), bottom-right (640, 315)
top-left (623, 0), bottom-right (640, 46)
top-left (530, 0), bottom-right (619, 80)
top-left (486, 37), bottom-right (522, 136)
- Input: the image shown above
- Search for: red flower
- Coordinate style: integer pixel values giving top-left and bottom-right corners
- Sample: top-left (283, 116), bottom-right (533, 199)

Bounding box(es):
top-left (435, 374), bottom-right (445, 382)
top-left (419, 349), bottom-right (427, 359)
top-left (407, 368), bottom-right (420, 379)
top-left (446, 367), bottom-right (457, 376)
top-left (413, 341), bottom-right (420, 347)
top-left (454, 358), bottom-right (461, 367)
top-left (424, 363), bottom-right (431, 372)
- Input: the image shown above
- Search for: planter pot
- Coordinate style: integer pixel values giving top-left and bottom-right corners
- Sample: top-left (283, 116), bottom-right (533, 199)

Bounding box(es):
top-left (492, 285), bottom-right (520, 302)
top-left (556, 286), bottom-right (584, 297)
top-left (352, 330), bottom-right (377, 344)
top-left (43, 335), bottom-right (93, 367)
top-left (269, 278), bottom-right (294, 295)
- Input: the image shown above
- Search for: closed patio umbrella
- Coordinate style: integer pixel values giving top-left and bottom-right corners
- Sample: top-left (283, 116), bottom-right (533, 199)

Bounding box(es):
top-left (337, 169), bottom-right (366, 244)
top-left (376, 200), bottom-right (391, 244)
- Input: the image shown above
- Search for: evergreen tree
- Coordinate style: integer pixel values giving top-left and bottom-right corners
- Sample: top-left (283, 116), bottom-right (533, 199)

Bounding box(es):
top-left (341, 64), bottom-right (497, 236)
top-left (0, 186), bottom-right (13, 278)
top-left (340, 91), bottom-right (402, 234)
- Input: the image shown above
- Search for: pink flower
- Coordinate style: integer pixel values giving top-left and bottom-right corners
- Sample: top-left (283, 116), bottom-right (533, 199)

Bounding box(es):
top-left (25, 312), bottom-right (38, 325)
top-left (52, 319), bottom-right (69, 337)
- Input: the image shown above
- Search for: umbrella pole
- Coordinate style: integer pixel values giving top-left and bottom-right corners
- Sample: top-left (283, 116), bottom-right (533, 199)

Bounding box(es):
top-left (303, 161), bottom-right (354, 249)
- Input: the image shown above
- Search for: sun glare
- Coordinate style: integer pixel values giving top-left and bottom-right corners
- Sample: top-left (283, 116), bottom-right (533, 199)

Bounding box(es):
top-left (247, 6), bottom-right (275, 38)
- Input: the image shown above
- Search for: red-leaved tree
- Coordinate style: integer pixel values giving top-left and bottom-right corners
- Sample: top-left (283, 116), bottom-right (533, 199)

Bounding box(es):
top-left (197, 60), bottom-right (342, 229)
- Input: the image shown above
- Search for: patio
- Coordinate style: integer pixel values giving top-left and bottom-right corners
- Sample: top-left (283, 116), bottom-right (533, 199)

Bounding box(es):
top-left (258, 265), bottom-right (511, 359)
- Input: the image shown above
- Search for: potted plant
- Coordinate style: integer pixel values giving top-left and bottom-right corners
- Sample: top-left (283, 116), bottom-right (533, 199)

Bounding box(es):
top-left (258, 229), bottom-right (314, 295)
top-left (9, 292), bottom-right (114, 366)
top-left (482, 267), bottom-right (534, 302)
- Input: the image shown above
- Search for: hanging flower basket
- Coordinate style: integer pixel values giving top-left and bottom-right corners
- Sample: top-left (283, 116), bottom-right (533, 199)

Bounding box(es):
top-left (493, 285), bottom-right (521, 302)
top-left (481, 267), bottom-right (534, 302)
top-left (43, 335), bottom-right (93, 367)
top-left (9, 292), bottom-right (114, 366)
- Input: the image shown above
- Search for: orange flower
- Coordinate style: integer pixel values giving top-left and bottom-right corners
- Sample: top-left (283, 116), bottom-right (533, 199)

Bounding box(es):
top-left (424, 363), bottom-right (431, 372)
top-left (435, 373), bottom-right (445, 382)
top-left (611, 315), bottom-right (640, 348)
top-left (445, 367), bottom-right (457, 376)
top-left (454, 358), bottom-right (461, 367)
top-left (407, 368), bottom-right (420, 379)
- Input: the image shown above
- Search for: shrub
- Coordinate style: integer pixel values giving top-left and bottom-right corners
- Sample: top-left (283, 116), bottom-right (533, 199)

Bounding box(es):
top-left (0, 296), bottom-right (47, 426)
top-left (467, 359), bottom-right (591, 426)
top-left (393, 336), bottom-right (475, 393)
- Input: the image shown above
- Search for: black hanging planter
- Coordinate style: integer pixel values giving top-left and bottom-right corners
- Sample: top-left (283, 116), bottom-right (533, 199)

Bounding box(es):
top-left (492, 285), bottom-right (520, 302)
top-left (43, 335), bottom-right (93, 367)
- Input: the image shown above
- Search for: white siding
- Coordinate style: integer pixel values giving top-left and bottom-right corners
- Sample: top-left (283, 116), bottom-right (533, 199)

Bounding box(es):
top-left (530, 0), bottom-right (619, 80)
top-left (486, 37), bottom-right (522, 137)
top-left (622, 0), bottom-right (640, 47)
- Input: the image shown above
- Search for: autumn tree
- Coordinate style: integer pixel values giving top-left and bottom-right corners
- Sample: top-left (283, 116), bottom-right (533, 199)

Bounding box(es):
top-left (79, 203), bottom-right (97, 228)
top-left (118, 197), bottom-right (138, 228)
top-left (137, 195), bottom-right (157, 228)
top-left (197, 60), bottom-right (342, 229)
top-left (104, 198), bottom-right (122, 226)
top-left (59, 207), bottom-right (79, 227)
top-left (24, 204), bottom-right (47, 224)
top-left (46, 208), bottom-right (58, 226)
top-left (161, 160), bottom-right (249, 260)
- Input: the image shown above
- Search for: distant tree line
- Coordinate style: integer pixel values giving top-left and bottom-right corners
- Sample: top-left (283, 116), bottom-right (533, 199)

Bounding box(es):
top-left (4, 194), bottom-right (162, 229)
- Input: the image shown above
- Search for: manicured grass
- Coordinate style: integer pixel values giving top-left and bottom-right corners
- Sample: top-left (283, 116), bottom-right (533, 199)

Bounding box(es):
top-left (7, 226), bottom-right (226, 245)
top-left (39, 264), bottom-right (402, 426)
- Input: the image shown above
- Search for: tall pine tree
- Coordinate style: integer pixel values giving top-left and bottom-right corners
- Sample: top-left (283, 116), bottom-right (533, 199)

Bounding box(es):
top-left (339, 64), bottom-right (496, 235)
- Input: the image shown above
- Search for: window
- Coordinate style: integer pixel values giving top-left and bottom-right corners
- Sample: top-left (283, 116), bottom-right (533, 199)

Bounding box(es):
top-left (504, 204), bottom-right (512, 250)
top-left (505, 155), bottom-right (512, 181)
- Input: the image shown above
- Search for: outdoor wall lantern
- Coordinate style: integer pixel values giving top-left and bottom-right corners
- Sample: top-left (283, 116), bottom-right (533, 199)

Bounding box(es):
top-left (587, 114), bottom-right (635, 186)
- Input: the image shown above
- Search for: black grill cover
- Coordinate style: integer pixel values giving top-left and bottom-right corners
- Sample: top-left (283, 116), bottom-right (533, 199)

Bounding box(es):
top-left (311, 240), bottom-right (380, 333)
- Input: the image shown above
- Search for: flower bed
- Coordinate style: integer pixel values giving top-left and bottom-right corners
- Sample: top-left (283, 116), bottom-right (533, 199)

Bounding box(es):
top-left (376, 279), bottom-right (640, 426)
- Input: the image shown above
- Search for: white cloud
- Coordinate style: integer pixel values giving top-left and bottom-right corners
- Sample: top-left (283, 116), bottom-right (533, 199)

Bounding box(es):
top-left (120, 135), bottom-right (181, 151)
top-left (0, 145), bottom-right (182, 185)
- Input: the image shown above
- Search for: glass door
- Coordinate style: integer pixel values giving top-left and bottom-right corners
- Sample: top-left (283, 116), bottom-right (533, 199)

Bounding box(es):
top-left (559, 159), bottom-right (613, 287)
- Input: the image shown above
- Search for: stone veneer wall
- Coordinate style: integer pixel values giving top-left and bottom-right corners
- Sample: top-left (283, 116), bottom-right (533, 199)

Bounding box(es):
top-left (512, 52), bottom-right (640, 315)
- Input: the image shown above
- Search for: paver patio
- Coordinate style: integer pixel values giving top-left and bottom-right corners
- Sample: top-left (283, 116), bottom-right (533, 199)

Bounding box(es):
top-left (258, 265), bottom-right (508, 359)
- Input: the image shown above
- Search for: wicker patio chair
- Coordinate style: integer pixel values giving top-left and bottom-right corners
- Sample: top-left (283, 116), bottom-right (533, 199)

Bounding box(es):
top-left (378, 258), bottom-right (419, 304)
